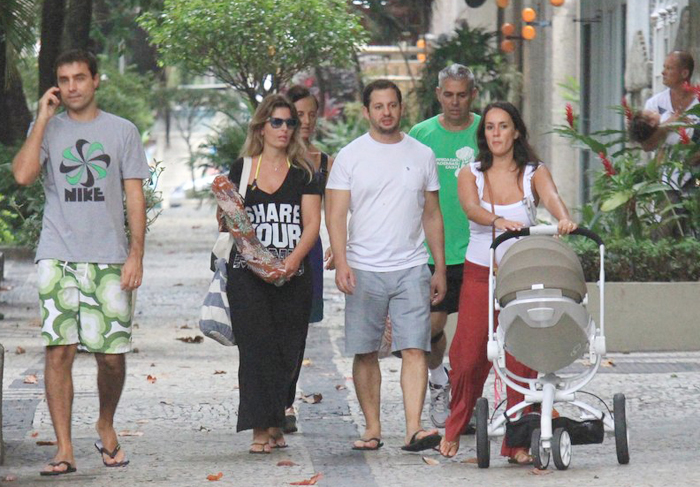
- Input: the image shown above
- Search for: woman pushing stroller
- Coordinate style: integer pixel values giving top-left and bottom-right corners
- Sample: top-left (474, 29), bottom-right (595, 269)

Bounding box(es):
top-left (439, 101), bottom-right (577, 463)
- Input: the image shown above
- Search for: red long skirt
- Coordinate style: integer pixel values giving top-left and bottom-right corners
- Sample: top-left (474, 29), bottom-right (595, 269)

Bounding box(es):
top-left (445, 260), bottom-right (537, 457)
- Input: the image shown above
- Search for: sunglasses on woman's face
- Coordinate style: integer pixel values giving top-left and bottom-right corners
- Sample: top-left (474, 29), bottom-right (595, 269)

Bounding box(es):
top-left (268, 117), bottom-right (298, 129)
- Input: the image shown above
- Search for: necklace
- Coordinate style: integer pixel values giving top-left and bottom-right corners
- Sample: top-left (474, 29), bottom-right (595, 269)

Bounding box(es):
top-left (250, 155), bottom-right (291, 191)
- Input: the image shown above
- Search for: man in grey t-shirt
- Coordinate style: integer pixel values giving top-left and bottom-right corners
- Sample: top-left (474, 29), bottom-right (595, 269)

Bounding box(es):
top-left (12, 49), bottom-right (150, 476)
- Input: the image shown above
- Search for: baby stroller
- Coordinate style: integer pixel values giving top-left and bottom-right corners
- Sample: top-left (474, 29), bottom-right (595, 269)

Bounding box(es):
top-left (475, 225), bottom-right (629, 470)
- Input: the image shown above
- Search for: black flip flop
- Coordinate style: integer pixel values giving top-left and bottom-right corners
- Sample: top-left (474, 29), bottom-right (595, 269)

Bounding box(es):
top-left (40, 461), bottom-right (77, 476)
top-left (95, 440), bottom-right (130, 467)
top-left (352, 437), bottom-right (384, 451)
top-left (401, 430), bottom-right (442, 452)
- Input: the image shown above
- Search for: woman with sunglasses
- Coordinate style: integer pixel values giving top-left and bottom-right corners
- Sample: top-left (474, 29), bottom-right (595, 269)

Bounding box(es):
top-left (279, 85), bottom-right (334, 434)
top-left (224, 94), bottom-right (321, 453)
top-left (439, 101), bottom-right (576, 464)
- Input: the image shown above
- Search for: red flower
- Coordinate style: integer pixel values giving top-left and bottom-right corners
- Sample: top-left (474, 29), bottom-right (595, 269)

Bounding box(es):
top-left (565, 103), bottom-right (574, 129)
top-left (621, 96), bottom-right (633, 122)
top-left (598, 151), bottom-right (616, 176)
top-left (683, 81), bottom-right (700, 101)
top-left (678, 127), bottom-right (691, 144)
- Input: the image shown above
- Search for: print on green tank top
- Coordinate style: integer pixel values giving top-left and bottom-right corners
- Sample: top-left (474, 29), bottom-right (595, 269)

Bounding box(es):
top-left (408, 113), bottom-right (481, 266)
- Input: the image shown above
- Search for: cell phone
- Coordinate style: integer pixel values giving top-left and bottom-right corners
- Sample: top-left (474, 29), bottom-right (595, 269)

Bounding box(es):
top-left (49, 87), bottom-right (61, 107)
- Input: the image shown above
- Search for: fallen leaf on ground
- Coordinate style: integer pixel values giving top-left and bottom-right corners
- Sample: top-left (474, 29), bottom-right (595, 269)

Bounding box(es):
top-left (136, 419), bottom-right (149, 425)
top-left (132, 347), bottom-right (140, 353)
top-left (30, 431), bottom-right (38, 438)
top-left (214, 370), bottom-right (227, 375)
top-left (150, 363), bottom-right (156, 367)
top-left (530, 468), bottom-right (552, 476)
top-left (0, 285), bottom-right (14, 291)
top-left (422, 456), bottom-right (440, 465)
top-left (335, 384), bottom-right (347, 390)
top-left (276, 460), bottom-right (298, 467)
top-left (461, 457), bottom-right (478, 464)
top-left (601, 358), bottom-right (616, 368)
top-left (173, 283), bottom-right (184, 286)
top-left (147, 375), bottom-right (157, 383)
top-left (15, 346), bottom-right (26, 354)
top-left (118, 430), bottom-right (144, 437)
top-left (180, 324), bottom-right (192, 329)
top-left (160, 400), bottom-right (173, 405)
top-left (36, 440), bottom-right (57, 446)
top-left (290, 473), bottom-right (323, 485)
top-left (176, 336), bottom-right (204, 344)
top-left (2, 474), bottom-right (17, 482)
top-left (24, 374), bottom-right (38, 384)
top-left (301, 393), bottom-right (323, 404)
top-left (302, 359), bottom-right (313, 367)
top-left (207, 472), bottom-right (223, 481)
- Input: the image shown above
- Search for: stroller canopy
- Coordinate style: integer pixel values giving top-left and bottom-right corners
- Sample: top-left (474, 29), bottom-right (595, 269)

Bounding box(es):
top-left (496, 236), bottom-right (592, 373)
top-left (496, 236), bottom-right (587, 306)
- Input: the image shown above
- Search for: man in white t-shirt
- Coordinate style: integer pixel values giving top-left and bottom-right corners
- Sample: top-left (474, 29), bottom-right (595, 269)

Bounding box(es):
top-left (326, 80), bottom-right (447, 452)
top-left (644, 51), bottom-right (698, 148)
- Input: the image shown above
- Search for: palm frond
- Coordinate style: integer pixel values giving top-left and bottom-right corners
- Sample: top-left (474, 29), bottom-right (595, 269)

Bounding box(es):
top-left (0, 0), bottom-right (38, 81)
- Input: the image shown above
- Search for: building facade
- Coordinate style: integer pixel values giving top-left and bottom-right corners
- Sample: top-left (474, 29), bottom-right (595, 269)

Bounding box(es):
top-left (429, 0), bottom-right (699, 209)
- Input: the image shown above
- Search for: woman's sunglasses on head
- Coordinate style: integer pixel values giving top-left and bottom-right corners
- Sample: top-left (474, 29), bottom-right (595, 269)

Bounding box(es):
top-left (268, 117), bottom-right (298, 129)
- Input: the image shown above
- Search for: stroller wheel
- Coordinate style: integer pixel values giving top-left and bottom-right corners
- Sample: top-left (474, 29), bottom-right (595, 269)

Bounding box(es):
top-left (552, 427), bottom-right (572, 470)
top-left (475, 397), bottom-right (490, 468)
top-left (531, 428), bottom-right (550, 470)
top-left (613, 393), bottom-right (630, 464)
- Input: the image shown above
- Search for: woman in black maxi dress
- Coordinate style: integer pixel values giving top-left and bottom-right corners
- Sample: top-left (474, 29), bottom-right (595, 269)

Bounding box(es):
top-left (224, 94), bottom-right (321, 453)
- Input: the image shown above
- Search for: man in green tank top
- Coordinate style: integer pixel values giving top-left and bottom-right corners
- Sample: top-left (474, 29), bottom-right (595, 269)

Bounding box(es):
top-left (408, 64), bottom-right (480, 428)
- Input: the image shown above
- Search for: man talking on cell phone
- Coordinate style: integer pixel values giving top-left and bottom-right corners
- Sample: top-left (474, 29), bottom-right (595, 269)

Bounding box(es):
top-left (12, 49), bottom-right (150, 477)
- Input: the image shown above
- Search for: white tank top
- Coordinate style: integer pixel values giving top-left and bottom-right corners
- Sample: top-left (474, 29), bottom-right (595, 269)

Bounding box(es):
top-left (465, 161), bottom-right (538, 267)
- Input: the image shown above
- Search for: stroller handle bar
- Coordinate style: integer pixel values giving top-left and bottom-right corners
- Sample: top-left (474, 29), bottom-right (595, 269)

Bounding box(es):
top-left (490, 225), bottom-right (604, 250)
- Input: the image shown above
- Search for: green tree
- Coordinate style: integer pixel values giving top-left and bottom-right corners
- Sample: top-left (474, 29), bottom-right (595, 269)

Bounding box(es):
top-left (138, 0), bottom-right (366, 107)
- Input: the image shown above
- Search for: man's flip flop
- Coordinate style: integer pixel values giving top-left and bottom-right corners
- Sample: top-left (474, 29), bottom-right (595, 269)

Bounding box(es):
top-left (351, 437), bottom-right (384, 451)
top-left (401, 430), bottom-right (442, 452)
top-left (95, 439), bottom-right (130, 467)
top-left (39, 461), bottom-right (77, 476)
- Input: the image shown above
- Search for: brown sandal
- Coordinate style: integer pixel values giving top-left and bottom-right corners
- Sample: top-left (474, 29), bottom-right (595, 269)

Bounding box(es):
top-left (508, 449), bottom-right (533, 465)
top-left (249, 442), bottom-right (271, 454)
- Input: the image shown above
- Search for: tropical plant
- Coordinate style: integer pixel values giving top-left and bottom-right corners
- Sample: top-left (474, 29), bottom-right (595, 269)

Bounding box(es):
top-left (555, 102), bottom-right (700, 240)
top-left (0, 144), bottom-right (45, 247)
top-left (416, 21), bottom-right (519, 119)
top-left (0, 0), bottom-right (36, 145)
top-left (138, 0), bottom-right (367, 108)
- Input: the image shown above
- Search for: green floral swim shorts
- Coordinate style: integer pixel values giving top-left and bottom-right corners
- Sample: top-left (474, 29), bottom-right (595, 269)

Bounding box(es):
top-left (38, 259), bottom-right (133, 353)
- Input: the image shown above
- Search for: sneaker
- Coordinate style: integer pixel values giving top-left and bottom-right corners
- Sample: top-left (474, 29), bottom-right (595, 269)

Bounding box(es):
top-left (283, 414), bottom-right (297, 434)
top-left (428, 381), bottom-right (451, 428)
top-left (283, 407), bottom-right (298, 434)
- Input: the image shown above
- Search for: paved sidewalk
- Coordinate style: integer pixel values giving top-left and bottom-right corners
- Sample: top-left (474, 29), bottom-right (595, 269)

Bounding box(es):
top-left (1, 203), bottom-right (700, 486)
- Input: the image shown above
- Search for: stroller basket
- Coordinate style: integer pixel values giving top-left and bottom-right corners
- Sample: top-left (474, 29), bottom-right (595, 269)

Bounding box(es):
top-left (504, 413), bottom-right (605, 448)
